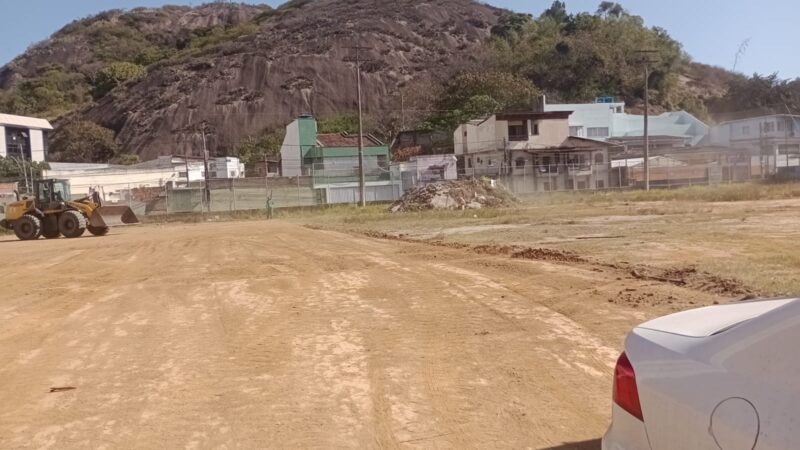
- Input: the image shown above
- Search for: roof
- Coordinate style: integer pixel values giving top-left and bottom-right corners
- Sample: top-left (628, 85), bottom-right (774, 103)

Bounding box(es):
top-left (560, 136), bottom-right (620, 149)
top-left (525, 136), bottom-right (620, 153)
top-left (609, 135), bottom-right (687, 143)
top-left (316, 133), bottom-right (384, 148)
top-left (496, 111), bottom-right (572, 121)
top-left (0, 113), bottom-right (53, 130)
top-left (716, 114), bottom-right (800, 126)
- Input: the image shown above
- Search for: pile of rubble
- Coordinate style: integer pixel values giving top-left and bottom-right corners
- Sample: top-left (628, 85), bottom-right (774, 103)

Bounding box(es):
top-left (390, 179), bottom-right (515, 212)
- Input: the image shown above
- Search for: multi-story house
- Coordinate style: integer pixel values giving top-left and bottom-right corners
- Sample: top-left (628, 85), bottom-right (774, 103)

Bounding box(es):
top-left (710, 114), bottom-right (800, 175)
top-left (453, 111), bottom-right (619, 192)
top-left (279, 115), bottom-right (396, 203)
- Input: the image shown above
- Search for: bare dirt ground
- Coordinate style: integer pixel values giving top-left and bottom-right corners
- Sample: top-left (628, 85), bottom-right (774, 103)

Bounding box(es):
top-left (0, 221), bottom-right (722, 449)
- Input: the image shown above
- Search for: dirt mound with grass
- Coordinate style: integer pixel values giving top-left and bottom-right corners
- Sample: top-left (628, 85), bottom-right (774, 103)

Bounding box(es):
top-left (629, 266), bottom-right (753, 297)
top-left (390, 179), bottom-right (515, 212)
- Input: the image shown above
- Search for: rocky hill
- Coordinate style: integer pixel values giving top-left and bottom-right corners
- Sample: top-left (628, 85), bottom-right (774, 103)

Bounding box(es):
top-left (0, 0), bottom-right (742, 163)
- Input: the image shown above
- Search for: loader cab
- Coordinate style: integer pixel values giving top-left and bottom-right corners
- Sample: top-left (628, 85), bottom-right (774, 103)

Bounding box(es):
top-left (34, 179), bottom-right (71, 210)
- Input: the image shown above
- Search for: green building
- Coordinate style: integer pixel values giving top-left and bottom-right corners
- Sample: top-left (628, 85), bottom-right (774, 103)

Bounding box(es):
top-left (279, 115), bottom-right (397, 203)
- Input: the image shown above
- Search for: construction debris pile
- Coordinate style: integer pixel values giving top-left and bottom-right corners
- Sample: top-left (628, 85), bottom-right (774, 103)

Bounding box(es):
top-left (390, 179), bottom-right (515, 212)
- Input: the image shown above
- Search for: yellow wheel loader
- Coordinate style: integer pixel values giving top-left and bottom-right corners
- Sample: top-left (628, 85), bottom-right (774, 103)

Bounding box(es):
top-left (0, 179), bottom-right (139, 241)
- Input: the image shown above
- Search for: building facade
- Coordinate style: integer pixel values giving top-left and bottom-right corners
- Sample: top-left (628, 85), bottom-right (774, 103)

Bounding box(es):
top-left (0, 113), bottom-right (53, 162)
top-left (279, 116), bottom-right (396, 203)
top-left (542, 97), bottom-right (709, 149)
top-left (453, 111), bottom-right (618, 192)
top-left (710, 115), bottom-right (800, 176)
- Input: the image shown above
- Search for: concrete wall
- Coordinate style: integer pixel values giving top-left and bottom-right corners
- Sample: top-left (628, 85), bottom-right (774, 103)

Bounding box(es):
top-left (0, 126), bottom-right (5, 158)
top-left (43, 166), bottom-right (193, 201)
top-left (280, 120), bottom-right (302, 177)
top-left (29, 129), bottom-right (45, 162)
top-left (212, 157), bottom-right (245, 178)
top-left (454, 116), bottom-right (499, 155)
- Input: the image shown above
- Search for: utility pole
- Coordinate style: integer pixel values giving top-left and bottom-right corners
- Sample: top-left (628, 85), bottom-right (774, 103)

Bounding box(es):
top-left (201, 126), bottom-right (211, 212)
top-left (398, 90), bottom-right (406, 130)
top-left (344, 43), bottom-right (373, 207)
top-left (635, 50), bottom-right (658, 191)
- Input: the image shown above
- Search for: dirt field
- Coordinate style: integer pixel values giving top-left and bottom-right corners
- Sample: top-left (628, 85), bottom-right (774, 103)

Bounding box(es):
top-left (0, 219), bottom-right (726, 449)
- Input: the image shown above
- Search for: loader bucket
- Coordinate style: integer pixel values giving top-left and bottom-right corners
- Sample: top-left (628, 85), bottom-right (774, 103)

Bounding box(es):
top-left (89, 205), bottom-right (140, 228)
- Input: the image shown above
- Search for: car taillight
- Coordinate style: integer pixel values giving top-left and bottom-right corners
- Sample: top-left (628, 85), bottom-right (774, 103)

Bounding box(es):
top-left (613, 352), bottom-right (643, 421)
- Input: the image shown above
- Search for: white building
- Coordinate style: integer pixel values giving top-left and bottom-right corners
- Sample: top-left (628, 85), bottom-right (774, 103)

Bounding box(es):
top-left (710, 115), bottom-right (800, 175)
top-left (44, 155), bottom-right (244, 201)
top-left (542, 97), bottom-right (709, 147)
top-left (0, 113), bottom-right (54, 162)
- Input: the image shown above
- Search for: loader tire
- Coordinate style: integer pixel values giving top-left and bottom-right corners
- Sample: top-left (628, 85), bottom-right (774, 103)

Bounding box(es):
top-left (42, 215), bottom-right (60, 239)
top-left (59, 210), bottom-right (87, 238)
top-left (14, 214), bottom-right (42, 241)
top-left (88, 226), bottom-right (109, 236)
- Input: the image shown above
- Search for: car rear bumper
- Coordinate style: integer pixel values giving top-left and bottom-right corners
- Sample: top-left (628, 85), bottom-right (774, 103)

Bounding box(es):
top-left (602, 404), bottom-right (651, 450)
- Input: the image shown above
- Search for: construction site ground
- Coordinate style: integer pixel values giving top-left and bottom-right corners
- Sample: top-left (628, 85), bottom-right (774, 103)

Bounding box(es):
top-left (2, 189), bottom-right (797, 449)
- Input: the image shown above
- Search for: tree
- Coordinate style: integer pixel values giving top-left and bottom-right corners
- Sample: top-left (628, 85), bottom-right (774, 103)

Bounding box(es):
top-left (423, 72), bottom-right (540, 132)
top-left (597, 2), bottom-right (625, 18)
top-left (233, 129), bottom-right (286, 168)
top-left (712, 73), bottom-right (800, 113)
top-left (49, 121), bottom-right (120, 162)
top-left (491, 13), bottom-right (533, 41)
top-left (492, 7), bottom-right (685, 106)
top-left (543, 1), bottom-right (569, 23)
top-left (0, 156), bottom-right (49, 180)
top-left (90, 62), bottom-right (147, 99)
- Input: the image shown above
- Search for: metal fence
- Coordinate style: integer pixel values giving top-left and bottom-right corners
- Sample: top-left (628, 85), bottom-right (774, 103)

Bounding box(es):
top-left (2, 153), bottom-right (798, 220)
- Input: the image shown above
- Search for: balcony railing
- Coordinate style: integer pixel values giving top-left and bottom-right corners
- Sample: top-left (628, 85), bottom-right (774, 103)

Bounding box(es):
top-left (508, 134), bottom-right (529, 142)
top-left (567, 164), bottom-right (593, 175)
top-left (536, 165), bottom-right (561, 175)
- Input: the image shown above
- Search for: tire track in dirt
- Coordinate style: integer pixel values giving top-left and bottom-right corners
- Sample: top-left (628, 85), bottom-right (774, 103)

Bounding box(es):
top-left (0, 221), bottom-right (669, 448)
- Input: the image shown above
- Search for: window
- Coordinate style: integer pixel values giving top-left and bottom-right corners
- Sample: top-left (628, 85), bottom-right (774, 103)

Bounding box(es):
top-left (507, 121), bottom-right (528, 141)
top-left (178, 172), bottom-right (188, 178)
top-left (778, 120), bottom-right (787, 132)
top-left (577, 181), bottom-right (588, 190)
top-left (567, 179), bottom-right (575, 190)
top-left (596, 180), bottom-right (605, 189)
top-left (230, 171), bottom-right (236, 177)
top-left (763, 122), bottom-right (775, 133)
top-left (463, 130), bottom-right (468, 137)
top-left (594, 153), bottom-right (605, 164)
top-left (543, 181), bottom-right (551, 191)
top-left (587, 127), bottom-right (610, 138)
top-left (515, 158), bottom-right (526, 168)
top-left (742, 125), bottom-right (751, 136)
top-left (467, 157), bottom-right (472, 168)
top-left (532, 123), bottom-right (540, 136)
top-left (487, 158), bottom-right (495, 167)
top-left (569, 126), bottom-right (583, 137)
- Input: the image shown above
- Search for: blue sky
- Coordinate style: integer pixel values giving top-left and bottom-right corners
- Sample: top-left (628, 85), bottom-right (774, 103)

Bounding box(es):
top-left (0, 0), bottom-right (797, 78)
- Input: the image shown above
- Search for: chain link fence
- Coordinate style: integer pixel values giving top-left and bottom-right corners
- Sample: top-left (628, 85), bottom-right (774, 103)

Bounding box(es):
top-left (4, 148), bottom-right (800, 221)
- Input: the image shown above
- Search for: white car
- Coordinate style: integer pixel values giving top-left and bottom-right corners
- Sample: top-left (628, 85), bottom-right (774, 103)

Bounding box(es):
top-left (603, 298), bottom-right (800, 450)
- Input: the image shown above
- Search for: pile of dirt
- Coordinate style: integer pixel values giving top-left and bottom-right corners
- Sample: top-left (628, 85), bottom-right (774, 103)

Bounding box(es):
top-left (511, 247), bottom-right (587, 264)
top-left (390, 179), bottom-right (515, 212)
top-left (630, 266), bottom-right (753, 297)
